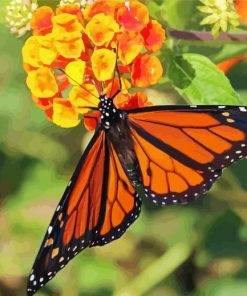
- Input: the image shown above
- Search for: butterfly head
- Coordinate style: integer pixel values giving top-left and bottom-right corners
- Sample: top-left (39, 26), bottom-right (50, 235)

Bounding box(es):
top-left (98, 95), bottom-right (123, 129)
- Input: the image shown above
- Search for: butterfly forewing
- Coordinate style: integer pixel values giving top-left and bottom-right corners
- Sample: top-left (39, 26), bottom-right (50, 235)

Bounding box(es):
top-left (27, 129), bottom-right (106, 295)
top-left (127, 105), bottom-right (247, 205)
top-left (27, 128), bottom-right (142, 295)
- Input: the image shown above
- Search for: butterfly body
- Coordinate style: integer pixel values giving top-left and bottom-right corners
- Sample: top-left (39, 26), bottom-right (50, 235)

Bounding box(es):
top-left (98, 95), bottom-right (122, 129)
top-left (27, 103), bottom-right (247, 296)
top-left (99, 95), bottom-right (142, 186)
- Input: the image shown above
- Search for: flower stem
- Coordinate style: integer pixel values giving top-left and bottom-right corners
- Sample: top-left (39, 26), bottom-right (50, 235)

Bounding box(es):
top-left (114, 241), bottom-right (193, 296)
top-left (169, 30), bottom-right (247, 42)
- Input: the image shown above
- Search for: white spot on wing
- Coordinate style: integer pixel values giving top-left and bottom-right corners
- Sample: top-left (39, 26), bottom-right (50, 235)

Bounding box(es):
top-left (239, 107), bottom-right (247, 112)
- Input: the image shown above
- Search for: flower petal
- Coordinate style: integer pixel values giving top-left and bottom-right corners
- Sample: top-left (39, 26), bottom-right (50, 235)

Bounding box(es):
top-left (22, 36), bottom-right (43, 68)
top-left (86, 13), bottom-right (119, 46)
top-left (116, 0), bottom-right (149, 31)
top-left (30, 6), bottom-right (54, 35)
top-left (114, 91), bottom-right (152, 109)
top-left (131, 54), bottom-right (163, 87)
top-left (56, 4), bottom-right (84, 24)
top-left (22, 34), bottom-right (57, 68)
top-left (69, 84), bottom-right (99, 112)
top-left (84, 0), bottom-right (120, 20)
top-left (118, 31), bottom-right (143, 65)
top-left (26, 67), bottom-right (58, 98)
top-left (141, 20), bottom-right (166, 53)
top-left (54, 38), bottom-right (84, 58)
top-left (53, 98), bottom-right (80, 128)
top-left (91, 48), bottom-right (116, 81)
top-left (65, 60), bottom-right (86, 85)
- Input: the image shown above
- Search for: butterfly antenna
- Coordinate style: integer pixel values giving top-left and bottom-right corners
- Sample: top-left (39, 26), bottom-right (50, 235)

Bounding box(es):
top-left (110, 43), bottom-right (122, 99)
top-left (55, 68), bottom-right (99, 100)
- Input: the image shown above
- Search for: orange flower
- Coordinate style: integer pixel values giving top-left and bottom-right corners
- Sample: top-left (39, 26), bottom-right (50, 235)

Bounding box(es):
top-left (141, 20), bottom-right (166, 52)
top-left (91, 48), bottom-right (116, 81)
top-left (56, 4), bottom-right (84, 24)
top-left (217, 56), bottom-right (243, 73)
top-left (84, 0), bottom-right (120, 20)
top-left (116, 0), bottom-right (149, 31)
top-left (53, 98), bottom-right (80, 128)
top-left (115, 91), bottom-right (152, 109)
top-left (26, 67), bottom-right (58, 98)
top-left (118, 31), bottom-right (143, 65)
top-left (30, 6), bottom-right (54, 35)
top-left (235, 0), bottom-right (247, 23)
top-left (86, 13), bottom-right (119, 46)
top-left (113, 92), bottom-right (131, 108)
top-left (131, 54), bottom-right (163, 87)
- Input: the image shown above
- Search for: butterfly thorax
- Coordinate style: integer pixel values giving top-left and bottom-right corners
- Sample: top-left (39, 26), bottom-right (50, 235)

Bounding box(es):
top-left (98, 95), bottom-right (123, 129)
top-left (98, 95), bottom-right (141, 186)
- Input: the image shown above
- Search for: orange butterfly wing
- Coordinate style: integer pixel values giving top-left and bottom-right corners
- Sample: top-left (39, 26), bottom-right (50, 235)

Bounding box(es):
top-left (127, 106), bottom-right (247, 205)
top-left (27, 129), bottom-right (141, 295)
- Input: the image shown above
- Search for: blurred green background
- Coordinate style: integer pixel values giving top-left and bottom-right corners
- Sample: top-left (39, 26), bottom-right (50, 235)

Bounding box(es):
top-left (1, 0), bottom-right (247, 295)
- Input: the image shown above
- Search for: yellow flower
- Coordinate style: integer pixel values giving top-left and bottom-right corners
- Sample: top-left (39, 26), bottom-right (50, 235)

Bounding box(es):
top-left (69, 84), bottom-right (99, 114)
top-left (26, 67), bottom-right (58, 98)
top-left (22, 36), bottom-right (43, 68)
top-left (86, 13), bottom-right (119, 46)
top-left (91, 48), bottom-right (116, 81)
top-left (53, 98), bottom-right (80, 128)
top-left (54, 39), bottom-right (84, 59)
top-left (198, 0), bottom-right (239, 37)
top-left (52, 13), bottom-right (83, 39)
top-left (52, 13), bottom-right (85, 58)
top-left (22, 34), bottom-right (57, 68)
top-left (38, 34), bottom-right (58, 65)
top-left (65, 60), bottom-right (86, 85)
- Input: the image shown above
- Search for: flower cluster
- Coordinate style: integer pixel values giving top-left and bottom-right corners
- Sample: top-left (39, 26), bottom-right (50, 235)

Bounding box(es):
top-left (22, 1), bottom-right (165, 130)
top-left (198, 0), bottom-right (239, 37)
top-left (6, 0), bottom-right (38, 37)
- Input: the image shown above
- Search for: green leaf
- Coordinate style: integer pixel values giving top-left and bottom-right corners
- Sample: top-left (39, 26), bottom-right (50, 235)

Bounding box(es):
top-left (162, 0), bottom-right (200, 30)
top-left (195, 278), bottom-right (247, 296)
top-left (168, 53), bottom-right (242, 104)
top-left (0, 1), bottom-right (7, 24)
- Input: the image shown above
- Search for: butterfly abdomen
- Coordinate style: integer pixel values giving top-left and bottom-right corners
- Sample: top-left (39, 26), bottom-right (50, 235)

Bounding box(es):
top-left (107, 117), bottom-right (142, 186)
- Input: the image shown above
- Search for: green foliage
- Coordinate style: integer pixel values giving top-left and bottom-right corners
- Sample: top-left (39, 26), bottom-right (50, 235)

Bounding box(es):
top-left (168, 53), bottom-right (242, 104)
top-left (1, 1), bottom-right (247, 296)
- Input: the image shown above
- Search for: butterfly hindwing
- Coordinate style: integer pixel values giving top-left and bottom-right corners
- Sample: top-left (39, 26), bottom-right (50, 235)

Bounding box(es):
top-left (94, 140), bottom-right (141, 245)
top-left (127, 105), bottom-right (247, 205)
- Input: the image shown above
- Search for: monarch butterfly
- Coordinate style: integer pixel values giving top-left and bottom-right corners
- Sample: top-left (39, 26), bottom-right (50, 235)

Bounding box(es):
top-left (27, 76), bottom-right (247, 295)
